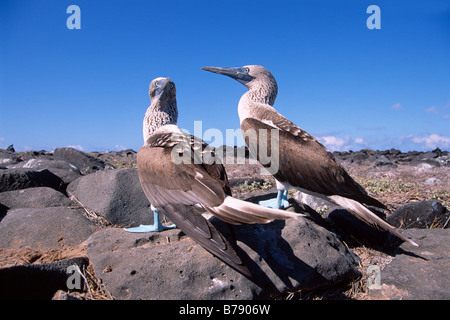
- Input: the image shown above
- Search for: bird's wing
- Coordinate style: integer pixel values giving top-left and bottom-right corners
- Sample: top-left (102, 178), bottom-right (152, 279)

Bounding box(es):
top-left (146, 130), bottom-right (231, 193)
top-left (241, 117), bottom-right (386, 209)
top-left (249, 102), bottom-right (308, 137)
top-left (187, 134), bottom-right (232, 196)
top-left (140, 132), bottom-right (229, 207)
top-left (138, 132), bottom-right (250, 275)
top-left (242, 116), bottom-right (421, 246)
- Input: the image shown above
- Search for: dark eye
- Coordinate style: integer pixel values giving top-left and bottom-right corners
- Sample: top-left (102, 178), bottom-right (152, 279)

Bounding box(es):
top-left (155, 81), bottom-right (159, 87)
top-left (170, 83), bottom-right (174, 89)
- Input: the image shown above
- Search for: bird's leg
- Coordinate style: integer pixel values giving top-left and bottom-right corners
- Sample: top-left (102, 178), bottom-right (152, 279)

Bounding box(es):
top-left (124, 210), bottom-right (176, 233)
top-left (258, 189), bottom-right (289, 209)
top-left (277, 189), bottom-right (289, 208)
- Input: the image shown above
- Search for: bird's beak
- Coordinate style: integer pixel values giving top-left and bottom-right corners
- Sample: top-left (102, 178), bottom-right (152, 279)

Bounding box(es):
top-left (157, 77), bottom-right (172, 101)
top-left (201, 66), bottom-right (253, 85)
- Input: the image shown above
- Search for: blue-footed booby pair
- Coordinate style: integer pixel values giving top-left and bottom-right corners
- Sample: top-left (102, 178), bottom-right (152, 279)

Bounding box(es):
top-left (202, 65), bottom-right (418, 247)
top-left (125, 76), bottom-right (303, 276)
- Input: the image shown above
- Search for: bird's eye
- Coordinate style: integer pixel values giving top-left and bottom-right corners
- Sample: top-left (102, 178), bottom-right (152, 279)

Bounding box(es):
top-left (170, 83), bottom-right (174, 89)
top-left (155, 81), bottom-right (159, 87)
top-left (244, 68), bottom-right (250, 73)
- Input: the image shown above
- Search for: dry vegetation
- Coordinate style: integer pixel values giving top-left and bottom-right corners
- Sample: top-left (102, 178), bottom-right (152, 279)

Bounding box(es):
top-left (345, 163), bottom-right (450, 211)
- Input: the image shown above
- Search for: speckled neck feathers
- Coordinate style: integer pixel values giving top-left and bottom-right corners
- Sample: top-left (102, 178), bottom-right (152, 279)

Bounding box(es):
top-left (143, 99), bottom-right (178, 143)
top-left (238, 71), bottom-right (278, 123)
top-left (247, 75), bottom-right (278, 106)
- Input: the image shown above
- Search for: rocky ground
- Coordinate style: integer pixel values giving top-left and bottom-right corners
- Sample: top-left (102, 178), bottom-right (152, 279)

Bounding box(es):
top-left (0, 146), bottom-right (449, 300)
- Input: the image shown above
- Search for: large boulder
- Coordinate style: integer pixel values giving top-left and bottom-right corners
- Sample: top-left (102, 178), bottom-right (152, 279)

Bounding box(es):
top-left (372, 155), bottom-right (397, 168)
top-left (0, 207), bottom-right (99, 249)
top-left (0, 187), bottom-right (73, 209)
top-left (0, 168), bottom-right (65, 193)
top-left (67, 169), bottom-right (153, 227)
top-left (87, 215), bottom-right (360, 300)
top-left (54, 147), bottom-right (107, 174)
top-left (8, 158), bottom-right (82, 184)
top-left (368, 228), bottom-right (450, 300)
top-left (0, 149), bottom-right (20, 167)
top-left (387, 200), bottom-right (449, 229)
top-left (0, 257), bottom-right (88, 299)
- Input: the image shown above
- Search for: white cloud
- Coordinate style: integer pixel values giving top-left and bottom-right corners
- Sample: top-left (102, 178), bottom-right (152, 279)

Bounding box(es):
top-left (391, 103), bottom-right (403, 110)
top-left (353, 137), bottom-right (367, 145)
top-left (425, 106), bottom-right (438, 113)
top-left (318, 135), bottom-right (369, 152)
top-left (425, 103), bottom-right (450, 119)
top-left (67, 144), bottom-right (84, 151)
top-left (411, 134), bottom-right (450, 149)
top-left (0, 137), bottom-right (4, 142)
top-left (115, 144), bottom-right (127, 151)
top-left (319, 136), bottom-right (348, 152)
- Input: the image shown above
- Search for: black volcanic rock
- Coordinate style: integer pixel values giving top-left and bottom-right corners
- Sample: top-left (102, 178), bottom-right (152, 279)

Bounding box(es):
top-left (86, 215), bottom-right (360, 300)
top-left (0, 206), bottom-right (99, 249)
top-left (368, 228), bottom-right (450, 300)
top-left (8, 158), bottom-right (82, 184)
top-left (0, 168), bottom-right (65, 193)
top-left (0, 257), bottom-right (89, 299)
top-left (67, 168), bottom-right (153, 227)
top-left (0, 149), bottom-right (20, 167)
top-left (54, 147), bottom-right (107, 174)
top-left (387, 200), bottom-right (450, 229)
top-left (0, 187), bottom-right (72, 209)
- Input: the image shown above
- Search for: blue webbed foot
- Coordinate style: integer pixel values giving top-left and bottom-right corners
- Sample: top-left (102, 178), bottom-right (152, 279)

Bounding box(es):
top-left (124, 223), bottom-right (176, 233)
top-left (124, 210), bottom-right (176, 233)
top-left (258, 190), bottom-right (289, 209)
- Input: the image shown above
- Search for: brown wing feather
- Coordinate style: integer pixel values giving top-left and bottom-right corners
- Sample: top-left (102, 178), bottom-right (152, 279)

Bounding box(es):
top-left (251, 102), bottom-right (304, 136)
top-left (241, 118), bottom-right (386, 209)
top-left (188, 135), bottom-right (232, 196)
top-left (137, 133), bottom-right (250, 276)
top-left (137, 135), bottom-right (229, 207)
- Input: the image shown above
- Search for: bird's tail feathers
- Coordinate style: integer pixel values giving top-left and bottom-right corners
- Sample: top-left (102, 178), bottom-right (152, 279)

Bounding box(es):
top-left (205, 196), bottom-right (304, 225)
top-left (329, 195), bottom-right (418, 247)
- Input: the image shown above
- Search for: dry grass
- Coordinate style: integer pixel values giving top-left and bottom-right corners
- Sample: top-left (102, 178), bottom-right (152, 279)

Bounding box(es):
top-left (346, 164), bottom-right (450, 211)
top-left (68, 192), bottom-right (112, 228)
top-left (232, 179), bottom-right (274, 193)
top-left (79, 263), bottom-right (114, 300)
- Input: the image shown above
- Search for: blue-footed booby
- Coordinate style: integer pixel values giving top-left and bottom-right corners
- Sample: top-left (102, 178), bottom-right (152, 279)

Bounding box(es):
top-left (202, 65), bottom-right (418, 247)
top-left (125, 76), bottom-right (303, 276)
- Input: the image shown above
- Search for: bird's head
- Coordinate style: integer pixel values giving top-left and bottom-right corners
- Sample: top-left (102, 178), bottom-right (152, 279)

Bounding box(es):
top-left (201, 65), bottom-right (276, 90)
top-left (149, 77), bottom-right (176, 102)
top-left (144, 77), bottom-right (178, 139)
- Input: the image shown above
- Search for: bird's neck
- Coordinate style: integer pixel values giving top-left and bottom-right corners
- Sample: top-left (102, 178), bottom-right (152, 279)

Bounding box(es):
top-left (143, 100), bottom-right (178, 143)
top-left (247, 81), bottom-right (278, 106)
top-left (238, 82), bottom-right (278, 123)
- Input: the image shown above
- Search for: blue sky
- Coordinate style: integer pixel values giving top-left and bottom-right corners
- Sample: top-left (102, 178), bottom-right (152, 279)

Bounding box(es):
top-left (1, 0), bottom-right (449, 152)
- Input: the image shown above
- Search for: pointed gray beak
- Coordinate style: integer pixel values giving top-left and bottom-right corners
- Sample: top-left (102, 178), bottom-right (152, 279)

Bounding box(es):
top-left (157, 77), bottom-right (172, 101)
top-left (201, 66), bottom-right (253, 85)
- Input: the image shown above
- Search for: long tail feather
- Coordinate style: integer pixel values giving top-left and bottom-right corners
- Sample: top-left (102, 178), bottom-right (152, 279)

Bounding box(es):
top-left (206, 196), bottom-right (304, 225)
top-left (329, 195), bottom-right (418, 247)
